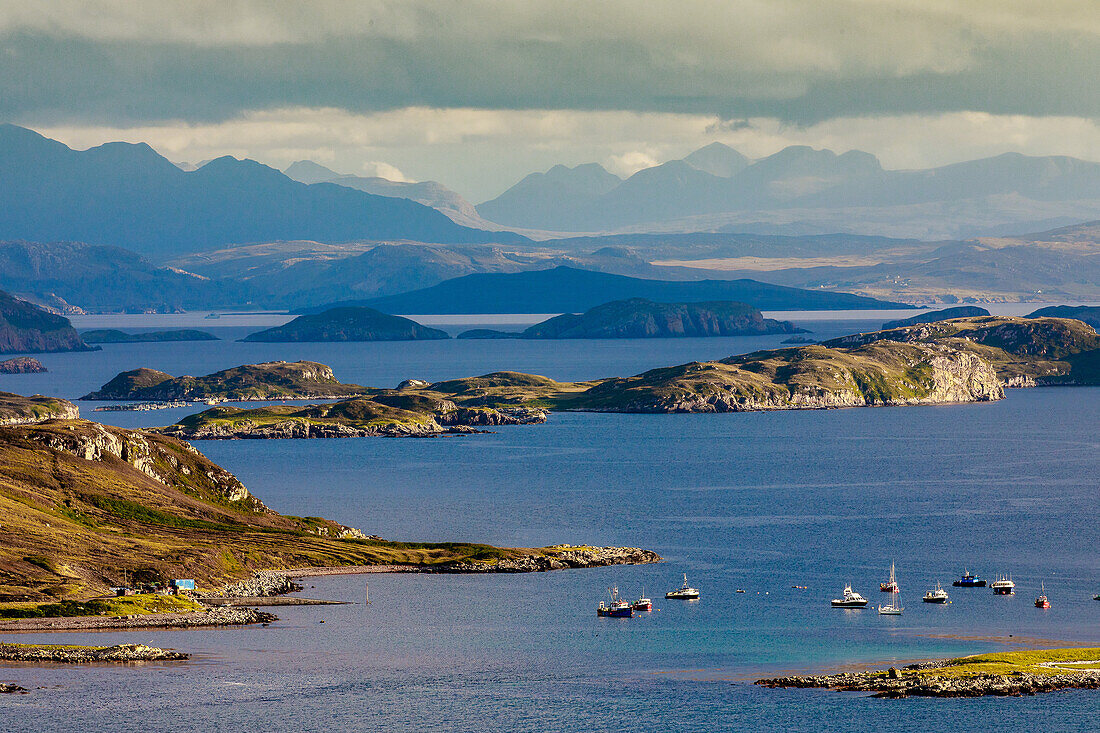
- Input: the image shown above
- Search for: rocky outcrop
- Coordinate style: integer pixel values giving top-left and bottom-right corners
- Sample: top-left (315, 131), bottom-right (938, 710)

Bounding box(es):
top-left (0, 607), bottom-right (278, 631)
top-left (437, 406), bottom-right (547, 426)
top-left (210, 571), bottom-right (303, 598)
top-left (0, 682), bottom-right (27, 693)
top-left (436, 546), bottom-right (662, 573)
top-left (0, 643), bottom-right (188, 663)
top-left (0, 392), bottom-right (79, 425)
top-left (0, 357), bottom-right (46, 373)
top-left (756, 665), bottom-right (1100, 698)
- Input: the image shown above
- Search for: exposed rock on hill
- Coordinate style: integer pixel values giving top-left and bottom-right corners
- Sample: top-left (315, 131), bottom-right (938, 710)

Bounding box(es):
top-left (0, 357), bottom-right (46, 373)
top-left (82, 361), bottom-right (368, 401)
top-left (0, 392), bottom-right (79, 426)
top-left (882, 306), bottom-right (991, 330)
top-left (0, 290), bottom-right (93, 354)
top-left (458, 298), bottom-right (803, 339)
top-left (241, 307), bottom-right (448, 342)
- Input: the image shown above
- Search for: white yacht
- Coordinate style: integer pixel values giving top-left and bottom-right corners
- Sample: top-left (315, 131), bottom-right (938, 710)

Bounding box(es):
top-left (665, 574), bottom-right (700, 599)
top-left (831, 584), bottom-right (869, 608)
top-left (991, 575), bottom-right (1016, 595)
top-left (878, 564), bottom-right (903, 615)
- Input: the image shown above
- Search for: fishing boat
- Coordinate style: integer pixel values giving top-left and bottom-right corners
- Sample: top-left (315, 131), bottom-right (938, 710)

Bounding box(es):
top-left (597, 587), bottom-right (633, 617)
top-left (922, 582), bottom-right (949, 604)
top-left (830, 584), bottom-right (869, 608)
top-left (991, 575), bottom-right (1016, 595)
top-left (632, 589), bottom-right (652, 612)
top-left (878, 564), bottom-right (903, 615)
top-left (952, 570), bottom-right (986, 587)
top-left (1035, 583), bottom-right (1050, 609)
top-left (665, 574), bottom-right (700, 600)
top-left (880, 561), bottom-right (900, 592)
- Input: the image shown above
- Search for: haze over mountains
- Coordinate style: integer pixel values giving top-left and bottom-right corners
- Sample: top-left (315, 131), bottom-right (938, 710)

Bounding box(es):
top-left (476, 143), bottom-right (1100, 239)
top-left (0, 125), bottom-right (522, 261)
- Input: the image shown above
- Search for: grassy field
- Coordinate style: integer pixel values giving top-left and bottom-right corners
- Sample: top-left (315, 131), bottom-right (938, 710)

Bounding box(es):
top-left (920, 648), bottom-right (1100, 679)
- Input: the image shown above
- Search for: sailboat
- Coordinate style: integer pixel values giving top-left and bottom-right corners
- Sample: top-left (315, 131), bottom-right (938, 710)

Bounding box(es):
top-left (878, 563), bottom-right (903, 615)
top-left (880, 561), bottom-right (900, 592)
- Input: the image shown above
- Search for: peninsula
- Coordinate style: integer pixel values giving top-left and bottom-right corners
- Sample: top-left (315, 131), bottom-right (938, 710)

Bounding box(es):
top-left (0, 289), bottom-right (94, 354)
top-left (457, 298), bottom-right (803, 339)
top-left (81, 329), bottom-right (219, 343)
top-left (0, 393), bottom-right (660, 605)
top-left (241, 306), bottom-right (449, 342)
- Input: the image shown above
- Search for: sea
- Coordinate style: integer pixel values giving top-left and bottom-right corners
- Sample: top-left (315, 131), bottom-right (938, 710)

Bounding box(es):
top-left (1, 307), bottom-right (1098, 731)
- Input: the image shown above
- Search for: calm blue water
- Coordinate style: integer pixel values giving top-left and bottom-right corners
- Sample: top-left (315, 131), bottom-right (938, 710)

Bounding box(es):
top-left (1, 313), bottom-right (1099, 731)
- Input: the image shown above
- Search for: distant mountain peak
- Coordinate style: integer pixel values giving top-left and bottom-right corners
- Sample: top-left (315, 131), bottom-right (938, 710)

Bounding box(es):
top-left (284, 160), bottom-right (343, 184)
top-left (682, 142), bottom-right (750, 177)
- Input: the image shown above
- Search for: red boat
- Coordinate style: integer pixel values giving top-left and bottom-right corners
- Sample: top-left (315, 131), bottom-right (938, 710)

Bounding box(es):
top-left (1035, 583), bottom-right (1051, 609)
top-left (880, 561), bottom-right (900, 593)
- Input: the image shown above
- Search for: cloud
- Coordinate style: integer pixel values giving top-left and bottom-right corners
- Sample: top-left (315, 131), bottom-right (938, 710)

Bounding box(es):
top-left (362, 161), bottom-right (411, 182)
top-left (1, 1), bottom-right (1097, 127)
top-left (605, 151), bottom-right (661, 177)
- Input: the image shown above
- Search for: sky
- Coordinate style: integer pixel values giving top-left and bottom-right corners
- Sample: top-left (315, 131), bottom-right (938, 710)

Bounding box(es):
top-left (3, 1), bottom-right (1100, 201)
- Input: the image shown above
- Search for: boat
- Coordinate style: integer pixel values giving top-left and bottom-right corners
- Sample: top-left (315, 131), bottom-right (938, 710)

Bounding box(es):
top-left (952, 570), bottom-right (986, 587)
top-left (597, 587), bottom-right (633, 617)
top-left (831, 584), bottom-right (869, 608)
top-left (922, 582), bottom-right (949, 604)
top-left (632, 589), bottom-right (652, 612)
top-left (991, 575), bottom-right (1016, 595)
top-left (665, 574), bottom-right (700, 600)
top-left (1035, 583), bottom-right (1050, 609)
top-left (880, 560), bottom-right (900, 592)
top-left (878, 564), bottom-right (903, 615)
top-left (203, 312), bottom-right (221, 319)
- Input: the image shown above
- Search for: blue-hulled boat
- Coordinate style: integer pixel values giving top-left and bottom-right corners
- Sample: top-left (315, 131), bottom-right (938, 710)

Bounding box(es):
top-left (952, 571), bottom-right (986, 587)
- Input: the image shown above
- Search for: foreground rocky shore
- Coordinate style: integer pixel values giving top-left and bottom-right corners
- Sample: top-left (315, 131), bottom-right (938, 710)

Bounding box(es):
top-left (0, 642), bottom-right (188, 663)
top-left (756, 651), bottom-right (1100, 698)
top-left (0, 606), bottom-right (275, 632)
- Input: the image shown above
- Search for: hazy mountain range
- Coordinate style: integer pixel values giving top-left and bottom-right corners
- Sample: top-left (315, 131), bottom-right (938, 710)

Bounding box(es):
top-left (476, 143), bottom-right (1100, 239)
top-left (0, 125), bottom-right (523, 261)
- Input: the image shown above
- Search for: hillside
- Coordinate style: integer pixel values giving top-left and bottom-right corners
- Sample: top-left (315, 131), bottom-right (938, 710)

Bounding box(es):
top-left (0, 125), bottom-right (522, 261)
top-left (316, 266), bottom-right (910, 314)
top-left (882, 307), bottom-right (991, 329)
top-left (82, 361), bottom-right (368, 401)
top-left (459, 298), bottom-right (803, 339)
top-left (241, 307), bottom-right (449, 342)
top-left (0, 417), bottom-right (650, 600)
top-left (0, 392), bottom-right (79, 426)
top-left (0, 240), bottom-right (252, 313)
top-left (1027, 305), bottom-right (1100, 330)
top-left (0, 290), bottom-right (94, 354)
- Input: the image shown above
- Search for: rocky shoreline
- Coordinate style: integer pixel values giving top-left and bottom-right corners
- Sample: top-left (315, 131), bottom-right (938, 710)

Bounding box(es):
top-left (0, 606), bottom-right (276, 632)
top-left (434, 546), bottom-right (663, 573)
top-left (0, 643), bottom-right (188, 663)
top-left (756, 661), bottom-right (1100, 698)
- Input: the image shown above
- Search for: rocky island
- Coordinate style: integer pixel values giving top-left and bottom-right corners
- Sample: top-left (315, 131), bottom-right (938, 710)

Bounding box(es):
top-left (756, 647), bottom-right (1100, 698)
top-left (458, 298), bottom-right (804, 339)
top-left (81, 329), bottom-right (219, 343)
top-left (0, 289), bottom-right (95, 354)
top-left (0, 356), bottom-right (47, 373)
top-left (241, 306), bottom-right (449, 342)
top-left (81, 360), bottom-right (370, 401)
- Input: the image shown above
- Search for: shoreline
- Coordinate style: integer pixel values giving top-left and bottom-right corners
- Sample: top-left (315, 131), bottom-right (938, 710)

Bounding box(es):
top-left (0, 606), bottom-right (275, 633)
